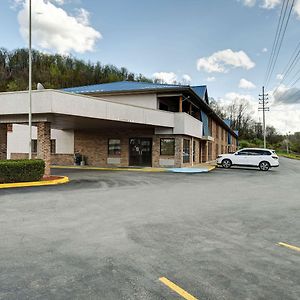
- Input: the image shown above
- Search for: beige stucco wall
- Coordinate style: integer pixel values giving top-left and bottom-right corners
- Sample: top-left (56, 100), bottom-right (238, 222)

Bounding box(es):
top-left (7, 124), bottom-right (74, 159)
top-left (96, 93), bottom-right (158, 110)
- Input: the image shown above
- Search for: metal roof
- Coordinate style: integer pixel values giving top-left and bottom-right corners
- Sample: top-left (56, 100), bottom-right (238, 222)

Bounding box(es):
top-left (191, 86), bottom-right (207, 101)
top-left (61, 81), bottom-right (237, 138)
top-left (62, 81), bottom-right (189, 94)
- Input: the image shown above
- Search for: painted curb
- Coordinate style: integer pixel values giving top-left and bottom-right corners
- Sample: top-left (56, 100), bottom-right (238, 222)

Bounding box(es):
top-left (52, 165), bottom-right (215, 173)
top-left (0, 176), bottom-right (69, 189)
top-left (52, 165), bottom-right (167, 172)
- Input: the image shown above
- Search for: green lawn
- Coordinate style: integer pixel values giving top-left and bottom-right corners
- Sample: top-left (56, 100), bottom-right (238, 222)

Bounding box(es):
top-left (277, 151), bottom-right (300, 160)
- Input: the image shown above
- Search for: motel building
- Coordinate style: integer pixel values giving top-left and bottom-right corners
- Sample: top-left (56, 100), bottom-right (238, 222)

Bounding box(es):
top-left (0, 81), bottom-right (238, 175)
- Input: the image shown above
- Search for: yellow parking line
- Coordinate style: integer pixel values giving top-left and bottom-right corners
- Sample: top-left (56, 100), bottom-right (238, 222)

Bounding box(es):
top-left (278, 242), bottom-right (300, 252)
top-left (159, 277), bottom-right (198, 300)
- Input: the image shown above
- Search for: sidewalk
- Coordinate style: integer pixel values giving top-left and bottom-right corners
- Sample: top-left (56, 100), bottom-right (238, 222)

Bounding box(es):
top-left (52, 163), bottom-right (216, 173)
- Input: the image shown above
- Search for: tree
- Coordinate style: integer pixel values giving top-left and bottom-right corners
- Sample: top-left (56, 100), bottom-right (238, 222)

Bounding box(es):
top-left (0, 48), bottom-right (153, 92)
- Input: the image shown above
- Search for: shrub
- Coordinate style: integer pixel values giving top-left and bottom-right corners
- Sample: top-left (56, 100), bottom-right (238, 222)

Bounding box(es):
top-left (0, 159), bottom-right (45, 183)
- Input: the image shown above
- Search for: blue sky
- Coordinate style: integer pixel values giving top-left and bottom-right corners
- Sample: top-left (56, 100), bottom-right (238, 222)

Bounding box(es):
top-left (1, 0), bottom-right (300, 133)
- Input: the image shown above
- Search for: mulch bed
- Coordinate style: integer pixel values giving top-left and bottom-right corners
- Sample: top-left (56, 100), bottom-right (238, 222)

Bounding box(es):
top-left (42, 176), bottom-right (64, 181)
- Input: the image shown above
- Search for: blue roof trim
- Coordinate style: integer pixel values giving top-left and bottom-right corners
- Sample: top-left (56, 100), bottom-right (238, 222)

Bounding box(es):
top-left (224, 119), bottom-right (232, 127)
top-left (228, 132), bottom-right (232, 145)
top-left (201, 111), bottom-right (210, 136)
top-left (191, 86), bottom-right (207, 101)
top-left (62, 81), bottom-right (189, 94)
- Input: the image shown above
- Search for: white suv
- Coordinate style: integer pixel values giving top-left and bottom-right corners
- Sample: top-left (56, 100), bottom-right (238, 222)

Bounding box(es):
top-left (217, 148), bottom-right (279, 171)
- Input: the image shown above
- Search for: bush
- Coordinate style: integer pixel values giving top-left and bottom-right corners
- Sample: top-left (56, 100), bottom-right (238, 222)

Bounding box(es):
top-left (0, 159), bottom-right (45, 183)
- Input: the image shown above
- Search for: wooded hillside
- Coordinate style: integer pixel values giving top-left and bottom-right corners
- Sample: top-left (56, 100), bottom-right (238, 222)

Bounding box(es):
top-left (0, 48), bottom-right (151, 92)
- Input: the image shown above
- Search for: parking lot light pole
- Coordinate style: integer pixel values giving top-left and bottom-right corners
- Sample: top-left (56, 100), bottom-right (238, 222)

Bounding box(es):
top-left (28, 0), bottom-right (32, 159)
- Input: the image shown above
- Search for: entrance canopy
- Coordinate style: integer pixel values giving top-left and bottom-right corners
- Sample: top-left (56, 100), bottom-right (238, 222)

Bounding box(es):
top-left (0, 90), bottom-right (203, 138)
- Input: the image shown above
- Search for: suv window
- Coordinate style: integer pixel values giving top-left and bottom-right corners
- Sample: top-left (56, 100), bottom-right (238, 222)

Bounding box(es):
top-left (251, 150), bottom-right (271, 155)
top-left (237, 150), bottom-right (251, 155)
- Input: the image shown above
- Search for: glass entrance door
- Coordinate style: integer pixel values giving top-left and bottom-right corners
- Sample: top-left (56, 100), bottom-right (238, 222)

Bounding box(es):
top-left (129, 138), bottom-right (152, 166)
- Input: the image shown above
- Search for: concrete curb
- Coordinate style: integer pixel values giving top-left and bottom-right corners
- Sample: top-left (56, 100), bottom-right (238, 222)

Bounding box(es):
top-left (52, 165), bottom-right (166, 172)
top-left (52, 165), bottom-right (216, 173)
top-left (206, 165), bottom-right (216, 172)
top-left (0, 176), bottom-right (69, 189)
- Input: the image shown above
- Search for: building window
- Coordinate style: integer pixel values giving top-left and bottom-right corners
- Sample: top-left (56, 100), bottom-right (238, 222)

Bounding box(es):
top-left (193, 140), bottom-right (196, 162)
top-left (183, 139), bottom-right (190, 163)
top-left (31, 139), bottom-right (56, 154)
top-left (7, 124), bottom-right (13, 132)
top-left (160, 138), bottom-right (175, 156)
top-left (51, 140), bottom-right (56, 154)
top-left (159, 102), bottom-right (169, 111)
top-left (108, 139), bottom-right (121, 156)
top-left (31, 140), bottom-right (37, 153)
top-left (208, 142), bottom-right (212, 161)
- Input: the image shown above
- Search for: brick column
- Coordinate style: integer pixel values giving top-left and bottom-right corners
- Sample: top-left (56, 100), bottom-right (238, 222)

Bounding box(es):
top-left (37, 122), bottom-right (51, 176)
top-left (201, 141), bottom-right (208, 163)
top-left (174, 136), bottom-right (183, 168)
top-left (0, 124), bottom-right (7, 160)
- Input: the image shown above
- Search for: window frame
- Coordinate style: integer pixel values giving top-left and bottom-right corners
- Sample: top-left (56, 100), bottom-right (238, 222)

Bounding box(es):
top-left (50, 139), bottom-right (56, 154)
top-left (183, 139), bottom-right (190, 163)
top-left (160, 138), bottom-right (175, 156)
top-left (31, 139), bottom-right (56, 154)
top-left (108, 139), bottom-right (121, 156)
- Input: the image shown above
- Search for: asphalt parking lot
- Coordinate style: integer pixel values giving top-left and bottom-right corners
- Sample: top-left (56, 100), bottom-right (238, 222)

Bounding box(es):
top-left (0, 157), bottom-right (299, 300)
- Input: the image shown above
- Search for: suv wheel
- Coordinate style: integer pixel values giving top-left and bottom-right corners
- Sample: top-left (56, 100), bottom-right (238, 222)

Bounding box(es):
top-left (259, 161), bottom-right (270, 171)
top-left (222, 159), bottom-right (232, 169)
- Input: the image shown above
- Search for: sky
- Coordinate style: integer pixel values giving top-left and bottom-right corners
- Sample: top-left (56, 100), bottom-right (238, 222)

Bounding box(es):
top-left (0, 0), bottom-right (300, 134)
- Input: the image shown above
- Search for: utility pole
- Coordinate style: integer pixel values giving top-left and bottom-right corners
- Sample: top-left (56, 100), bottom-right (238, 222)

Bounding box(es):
top-left (286, 131), bottom-right (291, 154)
top-left (28, 0), bottom-right (32, 159)
top-left (259, 86), bottom-right (269, 148)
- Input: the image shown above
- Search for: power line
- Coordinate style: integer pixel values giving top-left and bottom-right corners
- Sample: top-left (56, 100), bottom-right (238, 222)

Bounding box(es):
top-left (273, 41), bottom-right (300, 92)
top-left (264, 0), bottom-right (295, 89)
top-left (264, 0), bottom-right (287, 85)
top-left (266, 0), bottom-right (295, 88)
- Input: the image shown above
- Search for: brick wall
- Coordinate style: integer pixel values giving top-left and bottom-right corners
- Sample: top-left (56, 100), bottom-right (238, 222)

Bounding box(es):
top-left (74, 128), bottom-right (155, 167)
top-left (10, 153), bottom-right (73, 165)
top-left (74, 129), bottom-right (203, 168)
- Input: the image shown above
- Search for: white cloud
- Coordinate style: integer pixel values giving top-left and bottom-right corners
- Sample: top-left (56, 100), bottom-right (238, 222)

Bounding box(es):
top-left (52, 0), bottom-right (65, 4)
top-left (197, 49), bottom-right (255, 73)
top-left (224, 92), bottom-right (257, 103)
top-left (206, 76), bottom-right (216, 82)
top-left (239, 78), bottom-right (256, 89)
top-left (240, 0), bottom-right (256, 7)
top-left (294, 0), bottom-right (300, 18)
top-left (272, 84), bottom-right (300, 104)
top-left (276, 73), bottom-right (284, 80)
top-left (153, 72), bottom-right (177, 84)
top-left (182, 74), bottom-right (192, 84)
top-left (267, 85), bottom-right (300, 133)
top-left (268, 103), bottom-right (300, 133)
top-left (16, 0), bottom-right (101, 54)
top-left (237, 0), bottom-right (300, 18)
top-left (153, 72), bottom-right (192, 84)
top-left (218, 90), bottom-right (300, 133)
top-left (262, 47), bottom-right (268, 52)
top-left (74, 8), bottom-right (90, 26)
top-left (260, 0), bottom-right (281, 9)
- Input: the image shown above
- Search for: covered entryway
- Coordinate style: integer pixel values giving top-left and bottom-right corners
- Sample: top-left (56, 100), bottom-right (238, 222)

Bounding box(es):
top-left (129, 138), bottom-right (152, 167)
